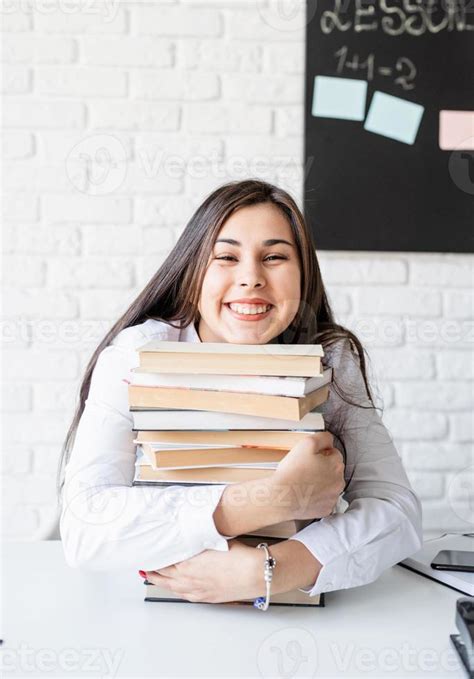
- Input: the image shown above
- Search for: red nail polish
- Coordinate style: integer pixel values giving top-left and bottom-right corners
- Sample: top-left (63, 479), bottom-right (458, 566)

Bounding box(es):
top-left (138, 570), bottom-right (146, 578)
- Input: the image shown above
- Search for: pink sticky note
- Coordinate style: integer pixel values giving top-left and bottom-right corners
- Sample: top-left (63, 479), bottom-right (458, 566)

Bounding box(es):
top-left (439, 110), bottom-right (474, 150)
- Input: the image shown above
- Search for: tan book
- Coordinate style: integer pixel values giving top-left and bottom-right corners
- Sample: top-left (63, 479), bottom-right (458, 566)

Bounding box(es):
top-left (140, 442), bottom-right (287, 470)
top-left (137, 340), bottom-right (324, 377)
top-left (134, 430), bottom-right (314, 448)
top-left (128, 384), bottom-right (329, 422)
top-left (135, 464), bottom-right (274, 485)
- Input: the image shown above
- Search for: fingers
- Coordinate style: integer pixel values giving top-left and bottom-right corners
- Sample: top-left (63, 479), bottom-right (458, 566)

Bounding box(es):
top-left (143, 570), bottom-right (188, 593)
top-left (320, 446), bottom-right (344, 460)
top-left (143, 571), bottom-right (173, 587)
top-left (141, 564), bottom-right (178, 582)
top-left (141, 571), bottom-right (204, 602)
top-left (320, 447), bottom-right (345, 468)
top-left (306, 431), bottom-right (334, 451)
top-left (148, 564), bottom-right (177, 578)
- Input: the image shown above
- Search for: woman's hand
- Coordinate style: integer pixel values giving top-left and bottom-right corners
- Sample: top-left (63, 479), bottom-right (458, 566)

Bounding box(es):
top-left (272, 432), bottom-right (345, 520)
top-left (141, 539), bottom-right (263, 604)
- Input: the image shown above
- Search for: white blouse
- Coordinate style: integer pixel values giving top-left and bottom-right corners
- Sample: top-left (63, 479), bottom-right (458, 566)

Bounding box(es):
top-left (60, 318), bottom-right (423, 596)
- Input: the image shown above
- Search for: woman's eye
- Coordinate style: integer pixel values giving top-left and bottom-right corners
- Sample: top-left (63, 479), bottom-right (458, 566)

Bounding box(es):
top-left (215, 255), bottom-right (286, 262)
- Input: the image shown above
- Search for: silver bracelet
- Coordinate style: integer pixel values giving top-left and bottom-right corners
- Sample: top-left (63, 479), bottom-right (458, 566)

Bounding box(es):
top-left (253, 542), bottom-right (277, 611)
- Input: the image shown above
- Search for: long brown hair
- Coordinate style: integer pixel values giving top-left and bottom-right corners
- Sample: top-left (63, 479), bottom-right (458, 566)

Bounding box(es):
top-left (57, 179), bottom-right (378, 498)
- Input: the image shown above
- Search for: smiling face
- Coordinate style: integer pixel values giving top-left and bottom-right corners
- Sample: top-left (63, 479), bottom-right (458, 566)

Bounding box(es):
top-left (196, 202), bottom-right (302, 344)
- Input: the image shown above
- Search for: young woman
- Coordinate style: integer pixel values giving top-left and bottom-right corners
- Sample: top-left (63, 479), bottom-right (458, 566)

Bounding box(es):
top-left (58, 179), bottom-right (422, 605)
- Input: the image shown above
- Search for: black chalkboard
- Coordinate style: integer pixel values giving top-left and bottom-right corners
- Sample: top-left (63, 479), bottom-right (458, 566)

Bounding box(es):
top-left (304, 0), bottom-right (474, 253)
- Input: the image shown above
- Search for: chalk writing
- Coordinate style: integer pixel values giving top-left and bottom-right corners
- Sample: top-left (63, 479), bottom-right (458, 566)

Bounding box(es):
top-left (334, 47), bottom-right (417, 89)
top-left (321, 0), bottom-right (474, 36)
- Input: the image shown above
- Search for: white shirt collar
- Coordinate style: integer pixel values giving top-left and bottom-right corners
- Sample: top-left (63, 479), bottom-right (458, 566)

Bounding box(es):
top-left (179, 320), bottom-right (202, 344)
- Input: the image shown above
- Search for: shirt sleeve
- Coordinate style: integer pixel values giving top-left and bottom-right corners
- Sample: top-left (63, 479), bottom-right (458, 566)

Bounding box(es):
top-left (59, 340), bottom-right (234, 572)
top-left (288, 340), bottom-right (423, 596)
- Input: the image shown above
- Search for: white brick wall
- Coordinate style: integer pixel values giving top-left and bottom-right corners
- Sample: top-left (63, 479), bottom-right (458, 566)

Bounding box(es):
top-left (2, 0), bottom-right (473, 540)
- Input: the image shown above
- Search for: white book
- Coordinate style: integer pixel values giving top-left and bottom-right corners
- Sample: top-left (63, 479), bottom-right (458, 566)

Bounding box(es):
top-left (137, 340), bottom-right (324, 356)
top-left (134, 441), bottom-right (239, 450)
top-left (400, 533), bottom-right (474, 596)
top-left (131, 407), bottom-right (325, 431)
top-left (130, 366), bottom-right (332, 397)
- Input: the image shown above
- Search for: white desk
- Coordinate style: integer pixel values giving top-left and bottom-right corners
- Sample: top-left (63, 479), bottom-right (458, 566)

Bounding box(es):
top-left (1, 541), bottom-right (464, 678)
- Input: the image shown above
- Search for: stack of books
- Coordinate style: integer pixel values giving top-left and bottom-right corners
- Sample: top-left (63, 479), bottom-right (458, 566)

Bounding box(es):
top-left (128, 340), bottom-right (332, 607)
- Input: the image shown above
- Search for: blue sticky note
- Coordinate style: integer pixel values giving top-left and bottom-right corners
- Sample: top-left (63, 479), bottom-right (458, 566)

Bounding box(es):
top-left (364, 91), bottom-right (424, 145)
top-left (312, 75), bottom-right (367, 121)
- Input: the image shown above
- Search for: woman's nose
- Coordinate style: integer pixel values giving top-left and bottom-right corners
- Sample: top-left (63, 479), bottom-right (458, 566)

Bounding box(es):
top-left (236, 262), bottom-right (266, 288)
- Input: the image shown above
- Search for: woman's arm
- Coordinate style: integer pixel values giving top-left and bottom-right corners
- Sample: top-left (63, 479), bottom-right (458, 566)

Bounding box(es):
top-left (212, 432), bottom-right (345, 536)
top-left (267, 539), bottom-right (323, 593)
top-left (60, 339), bottom-right (234, 572)
top-left (212, 478), bottom-right (291, 537)
top-left (287, 342), bottom-right (423, 596)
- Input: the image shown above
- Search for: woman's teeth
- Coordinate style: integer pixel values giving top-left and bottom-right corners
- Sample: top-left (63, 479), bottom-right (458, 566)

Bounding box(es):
top-left (227, 303), bottom-right (272, 315)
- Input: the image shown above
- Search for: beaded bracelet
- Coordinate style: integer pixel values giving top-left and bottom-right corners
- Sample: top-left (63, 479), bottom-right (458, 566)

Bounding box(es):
top-left (253, 542), bottom-right (277, 611)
